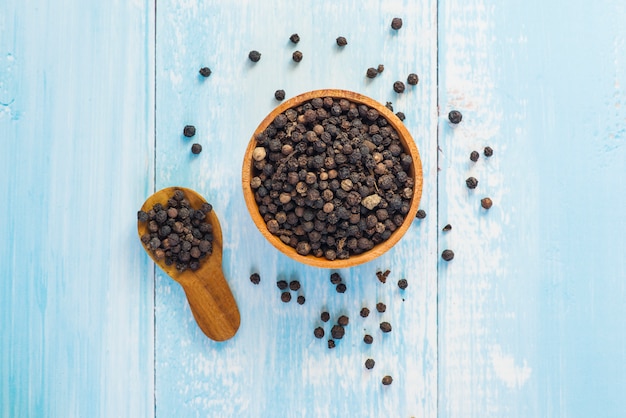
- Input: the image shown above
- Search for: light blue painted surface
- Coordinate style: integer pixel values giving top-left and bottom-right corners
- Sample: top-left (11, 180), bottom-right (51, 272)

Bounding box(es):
top-left (438, 1), bottom-right (626, 417)
top-left (2, 0), bottom-right (625, 417)
top-left (0, 0), bottom-right (155, 417)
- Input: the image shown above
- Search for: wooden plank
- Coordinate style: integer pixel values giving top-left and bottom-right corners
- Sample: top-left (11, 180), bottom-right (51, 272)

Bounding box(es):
top-left (155, 0), bottom-right (438, 416)
top-left (0, 0), bottom-right (155, 416)
top-left (438, 1), bottom-right (626, 417)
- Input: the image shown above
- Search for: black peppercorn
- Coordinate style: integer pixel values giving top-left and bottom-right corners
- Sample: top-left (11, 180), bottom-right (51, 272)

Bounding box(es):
top-left (289, 280), bottom-right (301, 291)
top-left (366, 67), bottom-right (378, 79)
top-left (281, 291), bottom-right (292, 302)
top-left (448, 110), bottom-right (462, 124)
top-left (441, 249), bottom-right (454, 261)
top-left (442, 224), bottom-right (452, 232)
top-left (365, 359), bottom-right (375, 370)
top-left (331, 325), bottom-right (345, 339)
top-left (393, 81), bottom-right (405, 93)
top-left (484, 146), bottom-right (493, 157)
top-left (466, 177), bottom-right (478, 189)
top-left (338, 315), bottom-right (349, 326)
top-left (199, 67), bottom-right (211, 77)
top-left (363, 334), bottom-right (373, 344)
top-left (360, 307), bottom-right (370, 318)
top-left (292, 51), bottom-right (303, 63)
top-left (274, 89), bottom-right (286, 101)
top-left (328, 340), bottom-right (336, 349)
top-left (336, 283), bottom-right (347, 293)
top-left (416, 209), bottom-right (427, 219)
top-left (137, 210), bottom-right (149, 222)
top-left (407, 73), bottom-right (419, 85)
top-left (248, 50), bottom-right (261, 62)
top-left (336, 36), bottom-right (347, 46)
top-left (191, 143), bottom-right (202, 154)
top-left (376, 271), bottom-right (387, 283)
top-left (183, 125), bottom-right (196, 138)
top-left (376, 302), bottom-right (386, 313)
top-left (470, 151), bottom-right (480, 162)
top-left (250, 273), bottom-right (261, 284)
top-left (396, 112), bottom-right (405, 121)
top-left (481, 197), bottom-right (493, 209)
top-left (277, 280), bottom-right (288, 290)
top-left (321, 311), bottom-right (330, 322)
top-left (297, 295), bottom-right (306, 305)
top-left (380, 322), bottom-right (392, 333)
top-left (289, 33), bottom-right (300, 44)
top-left (377, 64), bottom-right (385, 73)
top-left (330, 272), bottom-right (342, 285)
top-left (382, 375), bottom-right (393, 385)
top-left (314, 327), bottom-right (324, 338)
top-left (391, 17), bottom-right (403, 30)
top-left (398, 279), bottom-right (408, 290)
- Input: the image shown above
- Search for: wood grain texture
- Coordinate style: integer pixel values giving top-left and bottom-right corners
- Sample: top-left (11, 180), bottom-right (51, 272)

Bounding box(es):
top-left (0, 0), bottom-right (155, 417)
top-left (241, 89), bottom-right (423, 269)
top-left (155, 0), bottom-right (438, 417)
top-left (438, 1), bottom-right (626, 417)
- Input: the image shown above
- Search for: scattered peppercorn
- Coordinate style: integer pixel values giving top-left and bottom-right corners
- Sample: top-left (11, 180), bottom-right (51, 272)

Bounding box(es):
top-left (199, 67), bottom-right (211, 77)
top-left (183, 125), bottom-right (196, 137)
top-left (441, 249), bottom-right (454, 261)
top-left (377, 64), bottom-right (385, 73)
top-left (466, 177), bottom-right (478, 189)
top-left (382, 375), bottom-right (393, 385)
top-left (391, 17), bottom-right (403, 30)
top-left (314, 327), bottom-right (324, 338)
top-left (442, 224), bottom-right (452, 232)
top-left (448, 110), bottom-right (462, 124)
top-left (336, 283), bottom-right (347, 293)
top-left (330, 273), bottom-right (342, 285)
top-left (289, 33), bottom-right (300, 44)
top-left (248, 50), bottom-right (261, 62)
top-left (393, 81), bottom-right (406, 93)
top-left (416, 209), bottom-right (427, 219)
top-left (249, 273), bottom-right (261, 284)
top-left (360, 307), bottom-right (370, 318)
top-left (407, 73), bottom-right (419, 85)
top-left (292, 51), bottom-right (303, 62)
top-left (297, 295), bottom-right (306, 305)
top-left (363, 334), bottom-right (373, 344)
top-left (481, 197), bottom-right (493, 210)
top-left (338, 315), bottom-right (349, 326)
top-left (328, 340), bottom-right (336, 349)
top-left (276, 280), bottom-right (288, 290)
top-left (366, 67), bottom-right (378, 78)
top-left (396, 112), bottom-right (405, 121)
top-left (470, 151), bottom-right (480, 162)
top-left (376, 302), bottom-right (386, 313)
top-left (385, 102), bottom-right (394, 111)
top-left (376, 271), bottom-right (387, 283)
top-left (289, 280), bottom-right (301, 291)
top-left (321, 311), bottom-right (330, 322)
top-left (336, 36), bottom-right (347, 46)
top-left (274, 89), bottom-right (286, 101)
top-left (484, 146), bottom-right (493, 157)
top-left (380, 322), bottom-right (392, 333)
top-left (281, 291), bottom-right (292, 302)
top-left (365, 359), bottom-right (375, 370)
top-left (397, 278), bottom-right (408, 290)
top-left (191, 143), bottom-right (202, 154)
top-left (331, 325), bottom-right (345, 339)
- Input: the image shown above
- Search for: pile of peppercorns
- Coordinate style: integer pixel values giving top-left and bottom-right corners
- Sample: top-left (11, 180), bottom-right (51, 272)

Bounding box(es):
top-left (138, 189), bottom-right (214, 272)
top-left (250, 96), bottom-right (415, 261)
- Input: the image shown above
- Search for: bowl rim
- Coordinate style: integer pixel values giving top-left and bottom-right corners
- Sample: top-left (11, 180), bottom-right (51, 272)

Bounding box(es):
top-left (241, 89), bottom-right (423, 268)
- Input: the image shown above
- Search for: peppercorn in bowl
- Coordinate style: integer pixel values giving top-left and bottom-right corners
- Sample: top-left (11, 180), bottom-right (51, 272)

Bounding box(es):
top-left (242, 89), bottom-right (423, 268)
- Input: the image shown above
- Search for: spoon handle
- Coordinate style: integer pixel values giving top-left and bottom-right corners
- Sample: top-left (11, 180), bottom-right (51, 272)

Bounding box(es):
top-left (179, 266), bottom-right (240, 341)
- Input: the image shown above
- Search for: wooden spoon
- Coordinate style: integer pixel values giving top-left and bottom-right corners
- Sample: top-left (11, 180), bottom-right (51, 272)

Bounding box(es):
top-left (137, 187), bottom-right (240, 342)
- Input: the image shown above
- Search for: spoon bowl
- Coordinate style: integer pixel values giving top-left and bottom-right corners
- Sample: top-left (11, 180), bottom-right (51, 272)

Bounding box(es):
top-left (137, 187), bottom-right (240, 341)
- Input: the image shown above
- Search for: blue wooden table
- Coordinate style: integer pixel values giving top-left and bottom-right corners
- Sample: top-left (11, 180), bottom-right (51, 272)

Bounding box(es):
top-left (2, 0), bottom-right (625, 417)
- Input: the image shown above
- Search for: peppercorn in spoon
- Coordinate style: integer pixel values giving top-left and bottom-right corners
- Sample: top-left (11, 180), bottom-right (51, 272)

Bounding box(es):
top-left (137, 187), bottom-right (240, 341)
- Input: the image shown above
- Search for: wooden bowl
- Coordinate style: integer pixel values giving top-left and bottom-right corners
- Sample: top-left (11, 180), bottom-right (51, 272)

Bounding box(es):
top-left (241, 89), bottom-right (423, 268)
